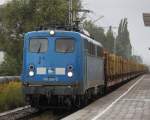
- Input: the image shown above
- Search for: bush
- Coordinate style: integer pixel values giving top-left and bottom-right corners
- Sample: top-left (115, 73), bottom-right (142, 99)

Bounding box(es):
top-left (0, 81), bottom-right (25, 112)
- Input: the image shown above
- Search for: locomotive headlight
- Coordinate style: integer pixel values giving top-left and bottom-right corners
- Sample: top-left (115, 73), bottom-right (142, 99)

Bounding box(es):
top-left (29, 71), bottom-right (34, 77)
top-left (67, 71), bottom-right (73, 77)
top-left (50, 30), bottom-right (55, 35)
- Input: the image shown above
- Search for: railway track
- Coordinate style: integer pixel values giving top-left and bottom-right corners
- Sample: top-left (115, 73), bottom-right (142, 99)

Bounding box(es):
top-left (0, 77), bottom-right (140, 120)
top-left (30, 109), bottom-right (73, 120)
top-left (0, 105), bottom-right (39, 120)
top-left (0, 76), bottom-right (20, 83)
top-left (0, 105), bottom-right (74, 120)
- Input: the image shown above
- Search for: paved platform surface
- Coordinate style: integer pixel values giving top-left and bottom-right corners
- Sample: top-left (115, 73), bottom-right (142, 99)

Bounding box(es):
top-left (62, 75), bottom-right (150, 120)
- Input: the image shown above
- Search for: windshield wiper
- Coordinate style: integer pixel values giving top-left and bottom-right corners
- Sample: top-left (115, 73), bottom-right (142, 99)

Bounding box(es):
top-left (37, 43), bottom-right (42, 53)
top-left (64, 46), bottom-right (71, 53)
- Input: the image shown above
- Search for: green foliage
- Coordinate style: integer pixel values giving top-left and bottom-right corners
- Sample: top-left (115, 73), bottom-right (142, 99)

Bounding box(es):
top-left (0, 0), bottom-right (81, 75)
top-left (83, 20), bottom-right (115, 53)
top-left (116, 18), bottom-right (132, 58)
top-left (105, 27), bottom-right (115, 53)
top-left (0, 0), bottom-right (132, 76)
top-left (83, 20), bottom-right (107, 46)
top-left (0, 55), bottom-right (21, 75)
top-left (0, 81), bottom-right (25, 112)
top-left (131, 55), bottom-right (143, 63)
top-left (84, 19), bottom-right (132, 57)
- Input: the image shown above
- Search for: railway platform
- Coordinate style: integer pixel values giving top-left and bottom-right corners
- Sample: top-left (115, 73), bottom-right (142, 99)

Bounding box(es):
top-left (62, 74), bottom-right (150, 120)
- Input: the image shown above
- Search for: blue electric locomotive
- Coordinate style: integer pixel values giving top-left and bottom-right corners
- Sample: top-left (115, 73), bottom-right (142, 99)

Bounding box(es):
top-left (21, 30), bottom-right (105, 107)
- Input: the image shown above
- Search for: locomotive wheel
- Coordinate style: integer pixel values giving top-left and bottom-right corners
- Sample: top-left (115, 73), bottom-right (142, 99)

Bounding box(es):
top-left (101, 85), bottom-right (106, 96)
top-left (80, 93), bottom-right (88, 107)
top-left (65, 98), bottom-right (72, 107)
top-left (30, 97), bottom-right (39, 108)
top-left (75, 94), bottom-right (88, 108)
top-left (83, 93), bottom-right (88, 106)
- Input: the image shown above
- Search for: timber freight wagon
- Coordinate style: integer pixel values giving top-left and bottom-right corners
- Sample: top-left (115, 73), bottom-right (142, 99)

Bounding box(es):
top-left (103, 51), bottom-right (147, 87)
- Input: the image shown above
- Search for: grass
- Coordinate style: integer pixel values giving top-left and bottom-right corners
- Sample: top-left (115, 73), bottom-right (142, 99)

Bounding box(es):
top-left (0, 81), bottom-right (25, 112)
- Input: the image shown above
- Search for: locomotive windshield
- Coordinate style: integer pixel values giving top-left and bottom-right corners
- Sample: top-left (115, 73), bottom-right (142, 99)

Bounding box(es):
top-left (29, 38), bottom-right (48, 53)
top-left (56, 39), bottom-right (74, 53)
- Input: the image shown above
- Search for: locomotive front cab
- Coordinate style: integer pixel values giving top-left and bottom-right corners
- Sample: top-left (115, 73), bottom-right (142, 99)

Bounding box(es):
top-left (21, 30), bottom-right (83, 99)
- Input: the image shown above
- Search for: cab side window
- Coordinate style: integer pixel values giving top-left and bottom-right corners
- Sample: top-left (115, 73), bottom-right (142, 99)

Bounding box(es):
top-left (97, 46), bottom-right (103, 57)
top-left (84, 39), bottom-right (88, 52)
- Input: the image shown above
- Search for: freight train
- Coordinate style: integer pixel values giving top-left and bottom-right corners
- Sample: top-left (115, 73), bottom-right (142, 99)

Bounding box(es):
top-left (21, 29), bottom-right (147, 108)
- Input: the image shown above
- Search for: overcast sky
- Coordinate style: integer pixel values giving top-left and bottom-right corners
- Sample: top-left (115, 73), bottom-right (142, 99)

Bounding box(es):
top-left (82, 0), bottom-right (150, 65)
top-left (0, 0), bottom-right (6, 5)
top-left (0, 0), bottom-right (150, 65)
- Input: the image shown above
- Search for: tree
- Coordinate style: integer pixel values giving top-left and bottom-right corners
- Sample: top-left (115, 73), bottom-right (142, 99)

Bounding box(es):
top-left (116, 18), bottom-right (132, 59)
top-left (131, 55), bottom-right (143, 63)
top-left (105, 26), bottom-right (115, 53)
top-left (0, 0), bottom-right (81, 75)
top-left (83, 20), bottom-right (106, 46)
top-left (83, 20), bottom-right (116, 53)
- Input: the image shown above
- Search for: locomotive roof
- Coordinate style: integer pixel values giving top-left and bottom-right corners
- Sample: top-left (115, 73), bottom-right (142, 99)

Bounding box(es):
top-left (26, 30), bottom-right (103, 47)
top-left (80, 34), bottom-right (103, 47)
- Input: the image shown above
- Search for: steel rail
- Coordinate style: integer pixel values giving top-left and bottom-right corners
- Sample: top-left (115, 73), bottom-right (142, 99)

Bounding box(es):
top-left (0, 105), bottom-right (38, 120)
top-left (0, 76), bottom-right (20, 83)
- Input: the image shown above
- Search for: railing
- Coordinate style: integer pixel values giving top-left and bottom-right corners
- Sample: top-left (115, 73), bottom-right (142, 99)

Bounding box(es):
top-left (0, 76), bottom-right (20, 83)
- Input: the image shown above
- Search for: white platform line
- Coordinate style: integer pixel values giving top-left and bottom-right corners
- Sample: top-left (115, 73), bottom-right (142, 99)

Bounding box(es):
top-left (121, 98), bottom-right (150, 102)
top-left (92, 75), bottom-right (145, 120)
